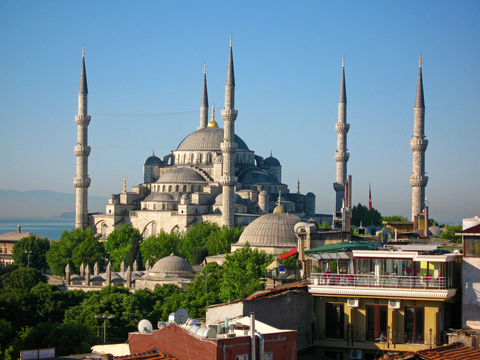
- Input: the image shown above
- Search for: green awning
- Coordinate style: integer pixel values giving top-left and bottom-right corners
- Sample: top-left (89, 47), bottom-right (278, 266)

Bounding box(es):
top-left (305, 241), bottom-right (376, 254)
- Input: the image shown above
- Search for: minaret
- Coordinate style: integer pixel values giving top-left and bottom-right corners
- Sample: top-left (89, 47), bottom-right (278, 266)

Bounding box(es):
top-left (220, 36), bottom-right (238, 229)
top-left (198, 64), bottom-right (209, 130)
top-left (333, 58), bottom-right (350, 211)
top-left (409, 56), bottom-right (428, 220)
top-left (74, 47), bottom-right (91, 230)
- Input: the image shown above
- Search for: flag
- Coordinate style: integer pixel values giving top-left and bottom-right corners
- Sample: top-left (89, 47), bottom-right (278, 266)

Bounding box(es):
top-left (369, 182), bottom-right (372, 210)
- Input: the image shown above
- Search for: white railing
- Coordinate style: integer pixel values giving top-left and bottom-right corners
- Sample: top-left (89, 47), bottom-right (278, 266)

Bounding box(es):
top-left (309, 273), bottom-right (452, 289)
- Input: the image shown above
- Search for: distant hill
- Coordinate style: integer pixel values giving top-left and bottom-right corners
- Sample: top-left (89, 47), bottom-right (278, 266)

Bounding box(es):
top-left (0, 190), bottom-right (107, 217)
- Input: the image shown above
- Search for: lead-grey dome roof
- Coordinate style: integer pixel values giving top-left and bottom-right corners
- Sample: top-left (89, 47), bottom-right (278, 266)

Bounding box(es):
top-left (235, 213), bottom-right (301, 248)
top-left (156, 168), bottom-right (206, 183)
top-left (150, 254), bottom-right (195, 276)
top-left (263, 156), bottom-right (281, 167)
top-left (176, 127), bottom-right (249, 151)
top-left (239, 168), bottom-right (280, 185)
top-left (145, 155), bottom-right (162, 166)
top-left (143, 193), bottom-right (174, 202)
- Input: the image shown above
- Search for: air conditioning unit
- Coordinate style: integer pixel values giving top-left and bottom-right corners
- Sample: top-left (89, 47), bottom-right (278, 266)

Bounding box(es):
top-left (347, 298), bottom-right (359, 308)
top-left (350, 349), bottom-right (363, 359)
top-left (389, 299), bottom-right (401, 309)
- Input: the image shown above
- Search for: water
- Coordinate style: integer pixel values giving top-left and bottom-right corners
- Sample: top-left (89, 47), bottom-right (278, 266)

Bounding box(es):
top-left (0, 217), bottom-right (75, 240)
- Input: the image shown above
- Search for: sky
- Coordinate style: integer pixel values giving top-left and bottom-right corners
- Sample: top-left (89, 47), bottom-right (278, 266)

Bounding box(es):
top-left (1, 1), bottom-right (479, 224)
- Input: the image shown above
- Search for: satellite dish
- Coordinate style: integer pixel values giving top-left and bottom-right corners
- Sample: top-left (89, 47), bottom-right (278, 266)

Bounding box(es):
top-left (138, 319), bottom-right (153, 334)
top-left (174, 308), bottom-right (189, 325)
top-left (157, 320), bottom-right (166, 329)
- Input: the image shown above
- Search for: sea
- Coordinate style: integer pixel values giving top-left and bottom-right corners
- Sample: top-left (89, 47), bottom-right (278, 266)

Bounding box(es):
top-left (0, 217), bottom-right (76, 240)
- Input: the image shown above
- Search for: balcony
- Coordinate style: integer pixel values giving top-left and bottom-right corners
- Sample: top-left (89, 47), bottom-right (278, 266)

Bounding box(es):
top-left (308, 273), bottom-right (457, 299)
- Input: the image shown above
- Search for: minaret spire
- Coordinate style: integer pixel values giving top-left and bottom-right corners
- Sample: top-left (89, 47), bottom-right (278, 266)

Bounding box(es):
top-left (410, 55), bottom-right (428, 220)
top-left (220, 35), bottom-right (238, 229)
top-left (198, 63), bottom-right (209, 129)
top-left (74, 46), bottom-right (92, 230)
top-left (333, 57), bottom-right (350, 211)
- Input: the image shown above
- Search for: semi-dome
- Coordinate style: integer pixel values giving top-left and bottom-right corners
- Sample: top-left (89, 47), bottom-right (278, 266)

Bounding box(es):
top-left (239, 168), bottom-right (280, 185)
top-left (176, 127), bottom-right (249, 151)
top-left (264, 156), bottom-right (281, 167)
top-left (143, 193), bottom-right (174, 202)
top-left (157, 168), bottom-right (206, 183)
top-left (235, 213), bottom-right (301, 248)
top-left (151, 254), bottom-right (195, 276)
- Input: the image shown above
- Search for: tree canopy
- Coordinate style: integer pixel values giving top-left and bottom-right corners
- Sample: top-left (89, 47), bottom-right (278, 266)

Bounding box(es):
top-left (140, 230), bottom-right (182, 266)
top-left (104, 224), bottom-right (143, 271)
top-left (352, 203), bottom-right (382, 227)
top-left (12, 235), bottom-right (50, 270)
top-left (440, 225), bottom-right (463, 243)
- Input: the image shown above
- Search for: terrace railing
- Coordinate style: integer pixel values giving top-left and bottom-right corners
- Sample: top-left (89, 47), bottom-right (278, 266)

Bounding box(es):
top-left (309, 272), bottom-right (453, 289)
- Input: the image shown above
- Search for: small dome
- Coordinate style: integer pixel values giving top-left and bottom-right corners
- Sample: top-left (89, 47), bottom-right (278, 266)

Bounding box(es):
top-left (235, 213), bottom-right (301, 248)
top-left (176, 127), bottom-right (249, 151)
top-left (240, 168), bottom-right (280, 185)
top-left (145, 151), bottom-right (163, 166)
top-left (306, 192), bottom-right (315, 197)
top-left (157, 168), bottom-right (206, 183)
top-left (143, 193), bottom-right (174, 202)
top-left (151, 254), bottom-right (195, 276)
top-left (181, 193), bottom-right (190, 199)
top-left (215, 193), bottom-right (244, 206)
top-left (109, 194), bottom-right (118, 199)
top-left (264, 156), bottom-right (281, 167)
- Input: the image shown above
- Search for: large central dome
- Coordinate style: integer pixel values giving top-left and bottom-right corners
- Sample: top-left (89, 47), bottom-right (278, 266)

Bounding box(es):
top-left (176, 127), bottom-right (249, 151)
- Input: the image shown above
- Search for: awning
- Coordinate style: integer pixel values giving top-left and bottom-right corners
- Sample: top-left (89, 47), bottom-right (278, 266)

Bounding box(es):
top-left (266, 259), bottom-right (281, 270)
top-left (307, 252), bottom-right (350, 261)
top-left (279, 247), bottom-right (298, 260)
top-left (305, 241), bottom-right (376, 254)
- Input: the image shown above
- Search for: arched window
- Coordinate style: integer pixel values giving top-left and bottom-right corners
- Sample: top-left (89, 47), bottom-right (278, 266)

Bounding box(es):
top-left (183, 153), bottom-right (186, 163)
top-left (175, 185), bottom-right (179, 192)
top-left (207, 153), bottom-right (212, 163)
top-left (191, 185), bottom-right (194, 192)
top-left (183, 185), bottom-right (187, 192)
top-left (168, 185), bottom-right (172, 192)
top-left (199, 153), bottom-right (203, 163)
top-left (162, 185), bottom-right (165, 192)
top-left (190, 153), bottom-right (195, 163)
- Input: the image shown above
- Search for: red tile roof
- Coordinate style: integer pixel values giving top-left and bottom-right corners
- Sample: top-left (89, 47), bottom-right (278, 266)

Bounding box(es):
top-left (380, 342), bottom-right (480, 360)
top-left (115, 351), bottom-right (177, 360)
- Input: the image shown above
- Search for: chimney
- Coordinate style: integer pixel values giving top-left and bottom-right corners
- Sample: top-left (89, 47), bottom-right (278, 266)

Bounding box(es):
top-left (17, 225), bottom-right (21, 233)
top-left (250, 312), bottom-right (256, 360)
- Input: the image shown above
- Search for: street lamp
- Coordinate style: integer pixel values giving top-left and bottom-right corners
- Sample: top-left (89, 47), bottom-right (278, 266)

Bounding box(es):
top-left (200, 273), bottom-right (212, 295)
top-left (95, 314), bottom-right (115, 343)
top-left (25, 250), bottom-right (32, 268)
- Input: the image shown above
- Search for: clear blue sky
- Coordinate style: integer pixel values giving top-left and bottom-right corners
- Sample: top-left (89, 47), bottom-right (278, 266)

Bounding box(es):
top-left (1, 1), bottom-right (479, 223)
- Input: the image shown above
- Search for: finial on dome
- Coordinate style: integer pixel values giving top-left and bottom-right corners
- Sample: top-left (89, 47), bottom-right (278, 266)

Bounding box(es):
top-left (207, 103), bottom-right (218, 127)
top-left (273, 190), bottom-right (285, 213)
top-left (152, 149), bottom-right (155, 156)
top-left (270, 150), bottom-right (273, 157)
top-left (297, 179), bottom-right (300, 194)
top-left (419, 54), bottom-right (422, 67)
top-left (230, 34), bottom-right (232, 47)
top-left (123, 177), bottom-right (127, 193)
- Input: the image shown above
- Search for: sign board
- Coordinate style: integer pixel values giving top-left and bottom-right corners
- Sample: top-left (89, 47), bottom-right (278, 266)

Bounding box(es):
top-left (278, 265), bottom-right (286, 274)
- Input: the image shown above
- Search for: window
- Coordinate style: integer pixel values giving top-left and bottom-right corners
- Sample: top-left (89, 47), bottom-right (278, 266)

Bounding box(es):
top-left (325, 303), bottom-right (344, 339)
top-left (235, 355), bottom-right (248, 360)
top-left (366, 305), bottom-right (387, 341)
top-left (465, 237), bottom-right (480, 257)
top-left (405, 306), bottom-right (424, 343)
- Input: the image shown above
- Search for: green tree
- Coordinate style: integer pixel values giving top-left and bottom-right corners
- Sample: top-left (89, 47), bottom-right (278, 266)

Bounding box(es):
top-left (2, 267), bottom-right (47, 290)
top-left (46, 228), bottom-right (98, 275)
top-left (220, 243), bottom-right (273, 301)
top-left (105, 224), bottom-right (143, 271)
top-left (321, 221), bottom-right (331, 230)
top-left (278, 250), bottom-right (298, 269)
top-left (180, 222), bottom-right (219, 264)
top-left (12, 236), bottom-right (50, 270)
top-left (352, 203), bottom-right (382, 227)
top-left (440, 225), bottom-right (463, 243)
top-left (140, 230), bottom-right (182, 266)
top-left (72, 229), bottom-right (106, 272)
top-left (205, 226), bottom-right (243, 256)
top-left (429, 218), bottom-right (439, 227)
top-left (382, 215), bottom-right (409, 222)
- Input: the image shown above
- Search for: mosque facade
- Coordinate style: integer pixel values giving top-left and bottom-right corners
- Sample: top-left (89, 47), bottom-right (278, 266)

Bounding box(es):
top-left (79, 39), bottom-right (316, 239)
